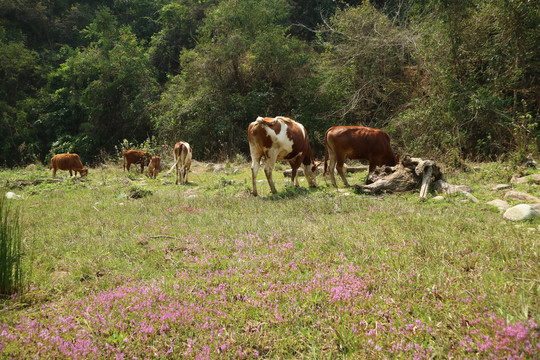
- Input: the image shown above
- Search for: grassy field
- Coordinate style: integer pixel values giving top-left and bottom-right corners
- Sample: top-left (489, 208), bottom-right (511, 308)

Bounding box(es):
top-left (0, 159), bottom-right (539, 359)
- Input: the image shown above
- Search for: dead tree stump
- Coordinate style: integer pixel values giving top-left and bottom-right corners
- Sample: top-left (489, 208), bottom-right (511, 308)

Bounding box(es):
top-left (354, 155), bottom-right (443, 200)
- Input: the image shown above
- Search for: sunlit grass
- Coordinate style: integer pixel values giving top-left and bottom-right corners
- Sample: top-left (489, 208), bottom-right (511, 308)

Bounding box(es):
top-left (0, 161), bottom-right (538, 358)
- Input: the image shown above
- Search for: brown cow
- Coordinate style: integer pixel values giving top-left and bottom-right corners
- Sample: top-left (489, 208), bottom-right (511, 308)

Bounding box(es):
top-left (49, 153), bottom-right (88, 177)
top-left (167, 141), bottom-right (192, 185)
top-left (146, 155), bottom-right (161, 179)
top-left (123, 150), bottom-right (152, 174)
top-left (324, 126), bottom-right (398, 187)
top-left (248, 116), bottom-right (320, 196)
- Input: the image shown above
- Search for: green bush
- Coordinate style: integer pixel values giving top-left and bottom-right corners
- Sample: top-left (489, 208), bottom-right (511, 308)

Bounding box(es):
top-left (0, 196), bottom-right (23, 297)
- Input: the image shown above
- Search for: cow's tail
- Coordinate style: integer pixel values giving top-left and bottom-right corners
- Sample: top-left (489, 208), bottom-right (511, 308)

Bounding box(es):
top-left (166, 144), bottom-right (183, 175)
top-left (123, 154), bottom-right (126, 171)
top-left (323, 128), bottom-right (330, 178)
top-left (49, 157), bottom-right (53, 170)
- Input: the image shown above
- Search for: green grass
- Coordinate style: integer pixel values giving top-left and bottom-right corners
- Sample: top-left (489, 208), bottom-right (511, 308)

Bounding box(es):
top-left (0, 161), bottom-right (538, 358)
top-left (0, 196), bottom-right (23, 297)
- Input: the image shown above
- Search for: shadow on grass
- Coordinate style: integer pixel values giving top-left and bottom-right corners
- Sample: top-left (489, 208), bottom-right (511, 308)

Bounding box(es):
top-left (166, 182), bottom-right (199, 187)
top-left (263, 185), bottom-right (319, 200)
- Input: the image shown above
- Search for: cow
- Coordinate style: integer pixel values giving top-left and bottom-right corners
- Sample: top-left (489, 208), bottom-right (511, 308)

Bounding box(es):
top-left (248, 116), bottom-right (320, 196)
top-left (323, 126), bottom-right (399, 188)
top-left (146, 155), bottom-right (161, 179)
top-left (49, 153), bottom-right (88, 177)
top-left (167, 141), bottom-right (192, 185)
top-left (123, 150), bottom-right (152, 174)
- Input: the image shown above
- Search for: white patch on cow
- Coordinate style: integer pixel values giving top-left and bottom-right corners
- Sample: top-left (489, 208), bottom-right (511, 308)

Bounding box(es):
top-left (263, 118), bottom-right (294, 160)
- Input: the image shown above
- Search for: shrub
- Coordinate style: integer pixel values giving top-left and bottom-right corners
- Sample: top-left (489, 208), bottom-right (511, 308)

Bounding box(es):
top-left (0, 196), bottom-right (23, 297)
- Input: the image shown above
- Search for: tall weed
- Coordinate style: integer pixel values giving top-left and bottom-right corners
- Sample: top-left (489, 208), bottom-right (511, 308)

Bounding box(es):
top-left (0, 196), bottom-right (23, 297)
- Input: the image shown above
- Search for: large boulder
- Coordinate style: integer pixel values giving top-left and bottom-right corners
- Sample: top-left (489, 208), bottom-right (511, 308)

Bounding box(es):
top-left (503, 204), bottom-right (539, 221)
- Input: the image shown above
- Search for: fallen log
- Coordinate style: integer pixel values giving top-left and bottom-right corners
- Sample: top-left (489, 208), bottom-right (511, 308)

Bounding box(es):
top-left (353, 155), bottom-right (443, 200)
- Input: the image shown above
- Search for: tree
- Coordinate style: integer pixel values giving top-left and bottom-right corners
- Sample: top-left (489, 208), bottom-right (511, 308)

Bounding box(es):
top-left (0, 28), bottom-right (40, 165)
top-left (154, 0), bottom-right (316, 158)
top-left (41, 7), bottom-right (158, 162)
top-left (149, 0), bottom-right (217, 82)
top-left (315, 2), bottom-right (416, 127)
top-left (392, 0), bottom-right (539, 161)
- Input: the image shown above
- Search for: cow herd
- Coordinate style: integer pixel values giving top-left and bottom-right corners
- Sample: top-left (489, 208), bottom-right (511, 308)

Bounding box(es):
top-left (49, 116), bottom-right (398, 195)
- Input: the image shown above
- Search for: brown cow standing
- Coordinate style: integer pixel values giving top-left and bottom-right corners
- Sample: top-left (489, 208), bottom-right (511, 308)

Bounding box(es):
top-left (49, 153), bottom-right (88, 177)
top-left (167, 141), bottom-right (192, 185)
top-left (123, 150), bottom-right (152, 174)
top-left (146, 155), bottom-right (161, 179)
top-left (248, 116), bottom-right (320, 196)
top-left (324, 126), bottom-right (398, 187)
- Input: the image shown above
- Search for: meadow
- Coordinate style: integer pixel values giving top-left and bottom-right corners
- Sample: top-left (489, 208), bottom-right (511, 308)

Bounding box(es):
top-left (0, 159), bottom-right (539, 359)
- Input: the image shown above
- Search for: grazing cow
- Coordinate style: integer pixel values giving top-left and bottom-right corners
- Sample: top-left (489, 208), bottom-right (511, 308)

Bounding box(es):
top-left (146, 155), bottom-right (161, 179)
top-left (123, 150), bottom-right (152, 174)
top-left (167, 141), bottom-right (192, 185)
top-left (49, 153), bottom-right (88, 177)
top-left (248, 116), bottom-right (320, 196)
top-left (324, 126), bottom-right (398, 187)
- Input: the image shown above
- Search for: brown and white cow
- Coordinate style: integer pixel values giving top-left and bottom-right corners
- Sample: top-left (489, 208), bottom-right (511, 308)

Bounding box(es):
top-left (146, 155), bottom-right (161, 179)
top-left (248, 116), bottom-right (320, 196)
top-left (167, 141), bottom-right (192, 185)
top-left (49, 153), bottom-right (88, 177)
top-left (324, 126), bottom-right (398, 187)
top-left (123, 150), bottom-right (152, 174)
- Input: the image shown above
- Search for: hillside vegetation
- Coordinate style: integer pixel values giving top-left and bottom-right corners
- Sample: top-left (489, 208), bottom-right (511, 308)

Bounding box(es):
top-left (0, 162), bottom-right (539, 358)
top-left (1, 0), bottom-right (539, 166)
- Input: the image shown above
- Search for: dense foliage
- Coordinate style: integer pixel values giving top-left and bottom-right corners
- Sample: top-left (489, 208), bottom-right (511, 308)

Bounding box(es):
top-left (1, 0), bottom-right (538, 165)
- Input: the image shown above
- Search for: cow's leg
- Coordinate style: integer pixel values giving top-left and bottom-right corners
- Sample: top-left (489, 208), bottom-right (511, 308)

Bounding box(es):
top-left (249, 145), bottom-right (261, 196)
top-left (328, 154), bottom-right (339, 188)
top-left (175, 162), bottom-right (179, 185)
top-left (52, 168), bottom-right (57, 177)
top-left (288, 160), bottom-right (300, 187)
top-left (180, 165), bottom-right (186, 185)
top-left (366, 162), bottom-right (376, 184)
top-left (291, 167), bottom-right (299, 187)
top-left (264, 158), bottom-right (278, 194)
top-left (69, 169), bottom-right (73, 177)
top-left (140, 162), bottom-right (144, 174)
top-left (336, 157), bottom-right (349, 187)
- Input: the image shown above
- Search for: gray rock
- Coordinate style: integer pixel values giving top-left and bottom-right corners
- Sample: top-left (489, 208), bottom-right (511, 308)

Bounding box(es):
top-left (462, 191), bottom-right (479, 203)
top-left (433, 195), bottom-right (444, 201)
top-left (503, 204), bottom-right (539, 221)
top-left (510, 174), bottom-right (540, 185)
top-left (433, 180), bottom-right (472, 195)
top-left (492, 184), bottom-right (512, 191)
top-left (486, 199), bottom-right (511, 213)
top-left (5, 192), bottom-right (21, 200)
top-left (504, 190), bottom-right (540, 203)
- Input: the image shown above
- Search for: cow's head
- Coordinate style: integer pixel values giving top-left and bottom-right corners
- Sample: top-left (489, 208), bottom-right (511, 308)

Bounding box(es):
top-left (80, 168), bottom-right (89, 177)
top-left (304, 161), bottom-right (321, 187)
